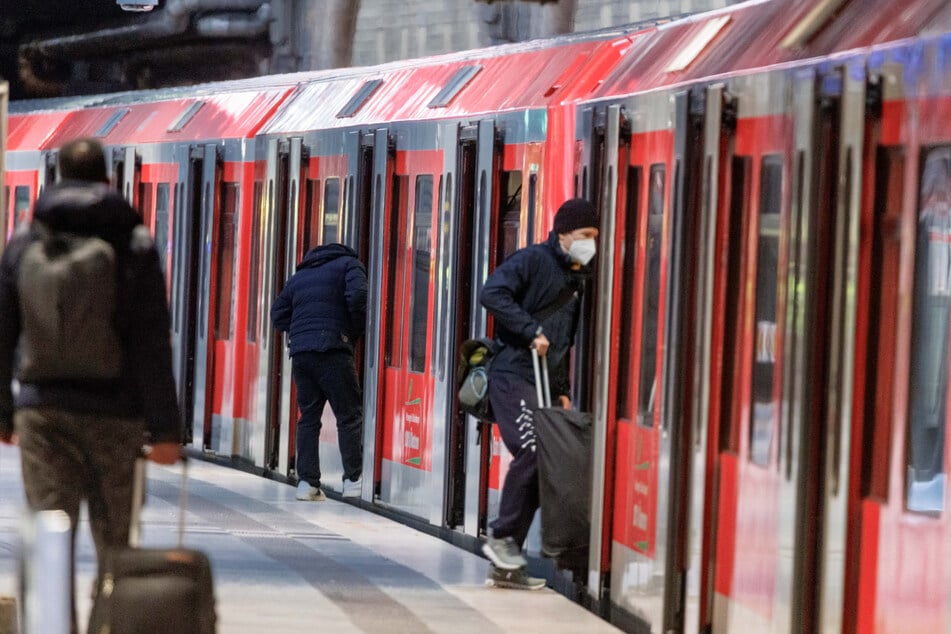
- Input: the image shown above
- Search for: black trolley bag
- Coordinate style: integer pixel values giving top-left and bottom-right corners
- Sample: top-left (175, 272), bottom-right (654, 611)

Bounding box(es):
top-left (88, 456), bottom-right (217, 634)
top-left (531, 348), bottom-right (593, 570)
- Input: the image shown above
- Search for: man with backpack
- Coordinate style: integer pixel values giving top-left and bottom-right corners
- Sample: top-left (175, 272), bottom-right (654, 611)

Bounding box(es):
top-left (479, 198), bottom-right (599, 590)
top-left (0, 137), bottom-right (182, 631)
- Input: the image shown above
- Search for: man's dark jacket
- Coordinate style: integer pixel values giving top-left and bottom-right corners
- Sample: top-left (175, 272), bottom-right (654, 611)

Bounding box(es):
top-left (0, 180), bottom-right (182, 443)
top-left (480, 231), bottom-right (590, 398)
top-left (270, 243), bottom-right (368, 356)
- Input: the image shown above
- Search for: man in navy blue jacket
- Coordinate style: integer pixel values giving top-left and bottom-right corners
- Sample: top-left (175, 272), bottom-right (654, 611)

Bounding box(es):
top-left (479, 198), bottom-right (599, 590)
top-left (271, 243), bottom-right (368, 501)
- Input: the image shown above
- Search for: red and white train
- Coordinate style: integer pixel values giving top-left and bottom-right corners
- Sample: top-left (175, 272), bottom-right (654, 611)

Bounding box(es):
top-left (4, 0), bottom-right (951, 630)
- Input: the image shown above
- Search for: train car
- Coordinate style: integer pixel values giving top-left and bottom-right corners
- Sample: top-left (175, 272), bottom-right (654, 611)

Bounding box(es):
top-left (4, 1), bottom-right (951, 632)
top-left (574, 1), bottom-right (951, 632)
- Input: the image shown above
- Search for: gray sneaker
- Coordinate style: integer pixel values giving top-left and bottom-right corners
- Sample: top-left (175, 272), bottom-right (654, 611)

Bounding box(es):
top-left (485, 565), bottom-right (545, 590)
top-left (481, 535), bottom-right (527, 570)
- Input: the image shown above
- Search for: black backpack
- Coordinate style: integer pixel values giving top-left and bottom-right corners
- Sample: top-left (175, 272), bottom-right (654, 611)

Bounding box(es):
top-left (17, 222), bottom-right (123, 381)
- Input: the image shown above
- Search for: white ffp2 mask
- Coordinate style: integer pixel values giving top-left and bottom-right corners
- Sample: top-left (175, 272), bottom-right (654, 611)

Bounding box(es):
top-left (568, 238), bottom-right (596, 265)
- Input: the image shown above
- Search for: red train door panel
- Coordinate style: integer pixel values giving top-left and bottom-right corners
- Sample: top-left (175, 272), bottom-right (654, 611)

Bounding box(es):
top-left (377, 151), bottom-right (441, 517)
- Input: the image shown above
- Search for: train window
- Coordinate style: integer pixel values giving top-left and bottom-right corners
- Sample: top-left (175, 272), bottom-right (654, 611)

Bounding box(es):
top-left (527, 173), bottom-right (537, 244)
top-left (14, 186), bottom-right (30, 229)
top-left (498, 171), bottom-right (522, 258)
top-left (247, 181), bottom-right (264, 343)
top-left (324, 178), bottom-right (340, 244)
top-left (215, 183), bottom-right (238, 341)
top-left (637, 164), bottom-right (665, 427)
top-left (2, 186), bottom-right (7, 236)
top-left (384, 175), bottom-right (406, 367)
top-left (436, 174), bottom-right (450, 379)
top-left (154, 183), bottom-right (170, 274)
top-left (749, 156), bottom-right (784, 467)
top-left (905, 145), bottom-right (950, 514)
top-left (302, 179), bottom-right (320, 253)
top-left (410, 175), bottom-right (433, 373)
top-left (139, 182), bottom-right (154, 229)
top-left (862, 147), bottom-right (904, 502)
top-left (617, 165), bottom-right (642, 421)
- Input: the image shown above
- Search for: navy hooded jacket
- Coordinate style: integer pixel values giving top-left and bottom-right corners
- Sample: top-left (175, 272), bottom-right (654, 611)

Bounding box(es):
top-left (480, 231), bottom-right (590, 398)
top-left (271, 243), bottom-right (368, 356)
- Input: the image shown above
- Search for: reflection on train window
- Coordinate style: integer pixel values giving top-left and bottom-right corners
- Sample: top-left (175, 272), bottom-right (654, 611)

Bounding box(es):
top-left (750, 156), bottom-right (784, 467)
top-left (215, 183), bottom-right (238, 341)
top-left (637, 164), bottom-right (664, 427)
top-left (155, 183), bottom-right (170, 275)
top-left (303, 179), bottom-right (321, 253)
top-left (499, 170), bottom-right (522, 259)
top-left (324, 178), bottom-right (340, 244)
top-left (385, 175), bottom-right (406, 367)
top-left (617, 165), bottom-right (642, 421)
top-left (14, 186), bottom-right (30, 229)
top-left (139, 182), bottom-right (154, 229)
top-left (906, 145), bottom-right (950, 514)
top-left (247, 181), bottom-right (264, 343)
top-left (410, 175), bottom-right (433, 373)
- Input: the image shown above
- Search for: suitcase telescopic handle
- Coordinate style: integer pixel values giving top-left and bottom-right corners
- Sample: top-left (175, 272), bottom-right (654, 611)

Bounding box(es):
top-left (129, 452), bottom-right (189, 549)
top-left (531, 347), bottom-right (552, 408)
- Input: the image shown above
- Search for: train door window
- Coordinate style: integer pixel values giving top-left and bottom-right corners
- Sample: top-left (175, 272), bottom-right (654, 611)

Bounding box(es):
top-left (410, 175), bottom-right (433, 373)
top-left (139, 182), bottom-right (155, 229)
top-left (324, 178), bottom-right (340, 244)
top-left (2, 186), bottom-right (8, 236)
top-left (215, 183), bottom-right (238, 341)
top-left (385, 175), bottom-right (407, 367)
top-left (499, 170), bottom-right (523, 261)
top-left (14, 186), bottom-right (30, 229)
top-left (247, 181), bottom-right (264, 343)
top-left (617, 166), bottom-right (643, 421)
top-left (906, 145), bottom-right (950, 514)
top-left (636, 164), bottom-right (665, 427)
top-left (862, 147), bottom-right (904, 501)
top-left (154, 183), bottom-right (170, 273)
top-left (527, 173), bottom-right (537, 244)
top-left (749, 156), bottom-right (784, 467)
top-left (302, 179), bottom-right (321, 253)
top-left (437, 174), bottom-right (451, 379)
top-left (721, 157), bottom-right (752, 453)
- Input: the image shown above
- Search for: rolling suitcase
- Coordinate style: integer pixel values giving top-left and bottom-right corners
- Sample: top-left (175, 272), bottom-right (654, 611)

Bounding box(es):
top-left (531, 349), bottom-right (593, 567)
top-left (88, 456), bottom-right (217, 634)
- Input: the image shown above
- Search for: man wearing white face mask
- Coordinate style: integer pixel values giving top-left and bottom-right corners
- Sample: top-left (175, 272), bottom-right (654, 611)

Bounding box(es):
top-left (478, 198), bottom-right (599, 589)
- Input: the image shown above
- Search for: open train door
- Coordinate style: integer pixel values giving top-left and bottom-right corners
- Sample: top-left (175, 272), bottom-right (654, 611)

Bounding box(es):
top-left (171, 143), bottom-right (221, 449)
top-left (274, 137), bottom-right (306, 478)
top-left (457, 119), bottom-right (498, 536)
top-left (362, 127), bottom-right (393, 502)
top-left (112, 146), bottom-right (141, 208)
top-left (250, 138), bottom-right (295, 472)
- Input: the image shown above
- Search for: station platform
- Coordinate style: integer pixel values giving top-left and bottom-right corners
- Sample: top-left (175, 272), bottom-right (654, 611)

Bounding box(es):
top-left (0, 443), bottom-right (620, 633)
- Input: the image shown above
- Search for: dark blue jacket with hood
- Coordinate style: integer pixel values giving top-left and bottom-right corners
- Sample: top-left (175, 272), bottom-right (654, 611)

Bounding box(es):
top-left (480, 231), bottom-right (590, 398)
top-left (271, 243), bottom-right (368, 356)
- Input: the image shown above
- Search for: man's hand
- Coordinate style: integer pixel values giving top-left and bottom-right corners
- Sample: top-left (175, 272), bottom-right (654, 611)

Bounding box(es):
top-left (146, 442), bottom-right (182, 465)
top-left (0, 430), bottom-right (15, 445)
top-left (559, 395), bottom-right (571, 409)
top-left (532, 333), bottom-right (550, 356)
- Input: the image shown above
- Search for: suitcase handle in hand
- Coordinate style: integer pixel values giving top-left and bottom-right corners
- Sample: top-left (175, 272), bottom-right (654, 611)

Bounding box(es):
top-left (531, 347), bottom-right (552, 408)
top-left (129, 453), bottom-right (189, 548)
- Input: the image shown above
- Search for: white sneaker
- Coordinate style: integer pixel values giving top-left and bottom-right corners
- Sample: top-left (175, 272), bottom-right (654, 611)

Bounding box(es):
top-left (342, 477), bottom-right (362, 498)
top-left (296, 480), bottom-right (326, 501)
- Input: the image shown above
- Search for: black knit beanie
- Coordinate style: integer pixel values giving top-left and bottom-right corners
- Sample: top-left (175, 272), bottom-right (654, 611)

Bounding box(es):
top-left (553, 198), bottom-right (599, 234)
